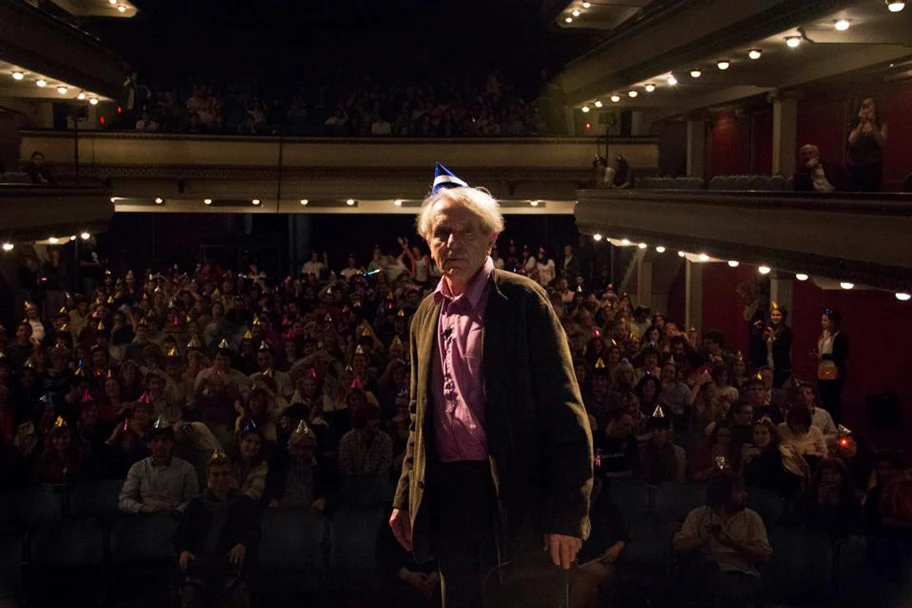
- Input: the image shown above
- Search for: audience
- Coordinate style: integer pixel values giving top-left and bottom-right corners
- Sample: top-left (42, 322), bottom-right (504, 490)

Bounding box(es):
top-left (793, 144), bottom-right (844, 192)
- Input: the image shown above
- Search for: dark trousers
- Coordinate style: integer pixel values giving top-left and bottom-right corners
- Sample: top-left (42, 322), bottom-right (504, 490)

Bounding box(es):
top-left (848, 162), bottom-right (882, 192)
top-left (819, 378), bottom-right (844, 424)
top-left (427, 461), bottom-right (566, 608)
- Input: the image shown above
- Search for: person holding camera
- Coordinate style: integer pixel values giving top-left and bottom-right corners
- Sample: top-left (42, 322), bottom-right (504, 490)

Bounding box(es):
top-left (847, 97), bottom-right (887, 192)
top-left (674, 472), bottom-right (772, 606)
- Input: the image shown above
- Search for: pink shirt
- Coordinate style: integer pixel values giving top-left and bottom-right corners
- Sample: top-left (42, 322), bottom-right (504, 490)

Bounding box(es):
top-left (430, 257), bottom-right (494, 462)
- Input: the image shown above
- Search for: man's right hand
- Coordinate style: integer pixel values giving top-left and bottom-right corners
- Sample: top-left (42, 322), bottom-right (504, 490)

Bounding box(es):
top-left (389, 508), bottom-right (413, 551)
top-left (178, 551), bottom-right (194, 572)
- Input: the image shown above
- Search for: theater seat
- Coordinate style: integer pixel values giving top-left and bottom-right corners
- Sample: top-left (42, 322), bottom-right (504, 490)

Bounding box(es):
top-left (25, 520), bottom-right (106, 605)
top-left (1, 172), bottom-right (31, 184)
top-left (0, 485), bottom-right (65, 528)
top-left (327, 507), bottom-right (386, 591)
top-left (765, 526), bottom-right (833, 604)
top-left (748, 175), bottom-right (769, 191)
top-left (0, 531), bottom-right (24, 600)
top-left (340, 474), bottom-right (393, 509)
top-left (747, 487), bottom-right (784, 526)
top-left (108, 514), bottom-right (178, 562)
top-left (256, 508), bottom-right (326, 595)
top-left (68, 480), bottom-right (124, 520)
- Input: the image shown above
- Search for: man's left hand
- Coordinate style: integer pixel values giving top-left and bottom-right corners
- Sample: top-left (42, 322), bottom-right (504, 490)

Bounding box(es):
top-left (227, 543), bottom-right (247, 566)
top-left (543, 533), bottom-right (581, 570)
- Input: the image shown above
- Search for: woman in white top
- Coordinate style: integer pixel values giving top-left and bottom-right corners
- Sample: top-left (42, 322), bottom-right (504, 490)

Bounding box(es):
top-left (778, 405), bottom-right (827, 470)
top-left (815, 308), bottom-right (848, 424)
top-left (535, 248), bottom-right (556, 288)
top-left (399, 237), bottom-right (431, 285)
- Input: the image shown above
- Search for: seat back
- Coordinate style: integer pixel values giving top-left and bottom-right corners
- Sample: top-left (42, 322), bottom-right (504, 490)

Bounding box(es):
top-left (0, 485), bottom-right (65, 528)
top-left (28, 519), bottom-right (106, 568)
top-left (340, 474), bottom-right (393, 509)
top-left (327, 507), bottom-right (386, 591)
top-left (68, 480), bottom-right (124, 520)
top-left (108, 514), bottom-right (177, 562)
top-left (257, 508), bottom-right (326, 594)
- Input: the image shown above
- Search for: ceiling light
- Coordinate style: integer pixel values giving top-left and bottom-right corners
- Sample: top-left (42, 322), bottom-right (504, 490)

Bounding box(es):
top-left (717, 60), bottom-right (730, 70)
top-left (299, 199), bottom-right (309, 206)
top-left (1, 243), bottom-right (13, 252)
top-left (620, 238), bottom-right (630, 246)
top-left (690, 69), bottom-right (702, 78)
top-left (795, 273), bottom-right (809, 281)
top-left (638, 242), bottom-right (647, 249)
top-left (394, 199), bottom-right (403, 206)
top-left (571, 9), bottom-right (580, 16)
top-left (565, 16), bottom-right (573, 23)
top-left (610, 94), bottom-right (620, 102)
top-left (886, 1), bottom-right (905, 12)
top-left (80, 232), bottom-right (91, 240)
top-left (785, 36), bottom-right (801, 48)
top-left (628, 90), bottom-right (638, 98)
top-left (655, 246), bottom-right (666, 253)
top-left (593, 100), bottom-right (603, 108)
top-left (117, 4), bottom-right (126, 12)
top-left (698, 253), bottom-right (710, 262)
top-left (36, 79), bottom-right (47, 87)
top-left (56, 86), bottom-right (68, 94)
top-left (581, 105), bottom-right (590, 113)
top-left (758, 265), bottom-right (771, 274)
top-left (748, 49), bottom-right (762, 60)
top-left (77, 91), bottom-right (86, 100)
top-left (593, 233), bottom-right (603, 242)
top-left (666, 75), bottom-right (678, 86)
top-left (154, 197), bottom-right (164, 205)
top-left (728, 260), bottom-right (739, 267)
top-left (678, 251), bottom-right (685, 257)
top-left (203, 198), bottom-right (212, 205)
top-left (840, 282), bottom-right (854, 290)
top-left (110, 197), bottom-right (117, 203)
top-left (69, 235), bottom-right (76, 241)
top-left (252, 199), bottom-right (261, 206)
top-left (582, 1), bottom-right (591, 7)
top-left (896, 292), bottom-right (911, 301)
top-left (109, 0), bottom-right (117, 4)
top-left (834, 19), bottom-right (850, 31)
top-left (346, 199), bottom-right (356, 206)
top-left (48, 237), bottom-right (59, 244)
top-left (89, 97), bottom-right (98, 105)
top-left (645, 84), bottom-right (656, 92)
top-left (530, 200), bottom-right (540, 207)
top-left (12, 71), bottom-right (24, 81)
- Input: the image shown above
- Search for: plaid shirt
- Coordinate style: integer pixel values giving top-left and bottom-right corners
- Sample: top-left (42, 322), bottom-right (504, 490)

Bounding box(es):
top-left (338, 429), bottom-right (393, 476)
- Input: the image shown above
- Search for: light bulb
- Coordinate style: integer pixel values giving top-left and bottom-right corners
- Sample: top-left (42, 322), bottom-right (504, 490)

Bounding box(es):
top-left (748, 49), bottom-right (762, 60)
top-left (786, 36), bottom-right (801, 48)
top-left (834, 19), bottom-right (850, 31)
top-left (346, 199), bottom-right (356, 206)
top-left (638, 242), bottom-right (647, 249)
top-left (655, 246), bottom-right (666, 253)
top-left (593, 233), bottom-right (603, 242)
top-left (299, 199), bottom-right (309, 206)
top-left (690, 69), bottom-right (702, 78)
top-left (203, 199), bottom-right (213, 205)
top-left (530, 200), bottom-right (539, 207)
top-left (252, 199), bottom-right (261, 206)
top-left (394, 199), bottom-right (403, 206)
top-left (758, 266), bottom-right (771, 275)
top-left (12, 71), bottom-right (24, 81)
top-left (57, 86), bottom-right (68, 94)
top-left (565, 16), bottom-right (573, 23)
top-left (80, 232), bottom-right (91, 240)
top-left (77, 92), bottom-right (86, 100)
top-left (645, 84), bottom-right (656, 92)
top-left (896, 292), bottom-right (911, 301)
top-left (840, 282), bottom-right (854, 290)
top-left (728, 260), bottom-right (739, 267)
top-left (886, 1), bottom-right (905, 13)
top-left (620, 239), bottom-right (630, 246)
top-left (2, 243), bottom-right (14, 252)
top-left (717, 60), bottom-right (730, 70)
top-left (628, 90), bottom-right (638, 98)
top-left (698, 253), bottom-right (710, 262)
top-left (69, 235), bottom-right (76, 241)
top-left (89, 97), bottom-right (98, 105)
top-left (117, 4), bottom-right (127, 12)
top-left (572, 9), bottom-right (580, 16)
top-left (36, 79), bottom-right (47, 87)
top-left (610, 94), bottom-right (620, 102)
top-left (581, 106), bottom-right (590, 113)
top-left (666, 75), bottom-right (678, 86)
top-left (582, 1), bottom-right (591, 7)
top-left (594, 100), bottom-right (603, 108)
top-left (795, 273), bottom-right (809, 281)
top-left (48, 237), bottom-right (59, 244)
top-left (154, 197), bottom-right (164, 204)
top-left (678, 251), bottom-right (685, 257)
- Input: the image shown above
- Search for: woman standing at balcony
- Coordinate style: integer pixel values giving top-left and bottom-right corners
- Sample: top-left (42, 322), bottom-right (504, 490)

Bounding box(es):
top-left (847, 98), bottom-right (887, 192)
top-left (815, 309), bottom-right (848, 424)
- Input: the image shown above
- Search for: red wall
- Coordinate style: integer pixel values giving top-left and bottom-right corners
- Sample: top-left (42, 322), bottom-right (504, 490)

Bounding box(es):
top-left (710, 111), bottom-right (751, 176)
top-left (701, 264), bottom-right (754, 356)
top-left (751, 109), bottom-right (772, 175)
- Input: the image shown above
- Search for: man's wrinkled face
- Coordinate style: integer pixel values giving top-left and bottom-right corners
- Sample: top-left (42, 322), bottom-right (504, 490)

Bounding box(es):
top-left (427, 196), bottom-right (496, 289)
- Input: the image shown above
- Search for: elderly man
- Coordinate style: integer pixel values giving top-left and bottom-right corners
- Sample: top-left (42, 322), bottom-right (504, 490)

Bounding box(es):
top-left (793, 144), bottom-right (845, 192)
top-left (389, 163), bottom-right (593, 607)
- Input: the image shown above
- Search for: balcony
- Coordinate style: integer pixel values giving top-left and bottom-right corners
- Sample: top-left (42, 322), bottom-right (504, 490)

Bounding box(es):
top-left (575, 188), bottom-right (912, 292)
top-left (0, 183), bottom-right (113, 242)
top-left (19, 131), bottom-right (659, 208)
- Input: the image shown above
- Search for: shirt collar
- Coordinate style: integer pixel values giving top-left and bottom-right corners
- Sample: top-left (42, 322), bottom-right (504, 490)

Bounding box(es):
top-left (433, 257), bottom-right (494, 309)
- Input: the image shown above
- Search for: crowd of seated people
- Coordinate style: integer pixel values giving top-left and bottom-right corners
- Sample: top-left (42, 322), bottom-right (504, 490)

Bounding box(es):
top-left (1, 232), bottom-right (911, 607)
top-left (116, 70), bottom-right (550, 137)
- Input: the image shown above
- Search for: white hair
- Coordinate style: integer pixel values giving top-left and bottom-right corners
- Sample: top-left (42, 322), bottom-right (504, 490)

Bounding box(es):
top-left (415, 187), bottom-right (505, 241)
